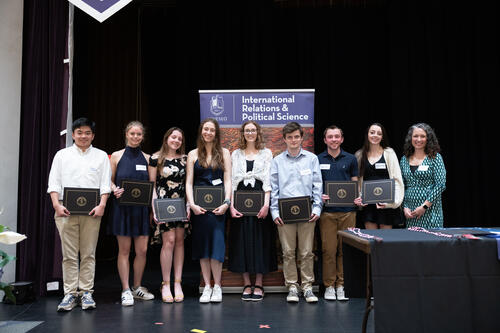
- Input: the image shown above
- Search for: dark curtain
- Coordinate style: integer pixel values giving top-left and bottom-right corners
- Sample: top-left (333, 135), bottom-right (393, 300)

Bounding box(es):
top-left (16, 0), bottom-right (68, 295)
top-left (18, 0), bottom-right (494, 294)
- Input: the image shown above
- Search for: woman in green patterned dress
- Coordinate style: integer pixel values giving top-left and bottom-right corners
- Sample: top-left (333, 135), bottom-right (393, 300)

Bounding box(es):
top-left (400, 123), bottom-right (446, 228)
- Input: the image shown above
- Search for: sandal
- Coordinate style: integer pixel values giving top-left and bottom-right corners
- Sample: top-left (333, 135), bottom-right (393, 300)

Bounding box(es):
top-left (174, 280), bottom-right (184, 303)
top-left (252, 285), bottom-right (264, 301)
top-left (161, 281), bottom-right (173, 303)
top-left (241, 285), bottom-right (253, 301)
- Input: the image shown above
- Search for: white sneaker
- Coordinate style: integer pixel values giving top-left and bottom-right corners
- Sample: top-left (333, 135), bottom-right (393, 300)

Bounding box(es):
top-left (80, 291), bottom-right (96, 310)
top-left (286, 286), bottom-right (299, 303)
top-left (57, 294), bottom-right (78, 312)
top-left (199, 286), bottom-right (212, 303)
top-left (336, 286), bottom-right (349, 301)
top-left (132, 286), bottom-right (155, 300)
top-left (303, 289), bottom-right (318, 303)
top-left (210, 284), bottom-right (222, 302)
top-left (324, 286), bottom-right (336, 300)
top-left (121, 289), bottom-right (134, 306)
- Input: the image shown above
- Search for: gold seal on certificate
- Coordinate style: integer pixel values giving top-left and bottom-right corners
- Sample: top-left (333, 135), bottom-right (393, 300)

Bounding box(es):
top-left (154, 198), bottom-right (187, 223)
top-left (234, 190), bottom-right (264, 216)
top-left (119, 179), bottom-right (154, 206)
top-left (278, 196), bottom-right (311, 224)
top-left (324, 181), bottom-right (358, 207)
top-left (63, 187), bottom-right (100, 215)
top-left (362, 179), bottom-right (395, 204)
top-left (194, 186), bottom-right (224, 210)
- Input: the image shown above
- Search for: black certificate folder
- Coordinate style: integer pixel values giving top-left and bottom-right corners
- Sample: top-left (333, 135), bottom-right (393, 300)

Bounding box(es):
top-left (362, 179), bottom-right (395, 204)
top-left (119, 179), bottom-right (154, 206)
top-left (63, 187), bottom-right (99, 215)
top-left (154, 198), bottom-right (187, 222)
top-left (194, 186), bottom-right (223, 210)
top-left (278, 196), bottom-right (311, 224)
top-left (324, 181), bottom-right (358, 207)
top-left (234, 191), bottom-right (264, 216)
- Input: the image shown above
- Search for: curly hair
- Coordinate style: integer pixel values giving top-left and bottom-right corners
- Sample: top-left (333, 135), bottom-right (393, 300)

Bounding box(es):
top-left (197, 118), bottom-right (225, 170)
top-left (238, 121), bottom-right (265, 150)
top-left (403, 123), bottom-right (441, 158)
top-left (359, 123), bottom-right (391, 178)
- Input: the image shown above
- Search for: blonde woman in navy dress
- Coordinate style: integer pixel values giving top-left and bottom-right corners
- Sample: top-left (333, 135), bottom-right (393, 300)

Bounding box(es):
top-left (354, 123), bottom-right (404, 229)
top-left (109, 121), bottom-right (154, 306)
top-left (185, 118), bottom-right (232, 303)
top-left (149, 127), bottom-right (190, 303)
top-left (400, 123), bottom-right (446, 228)
top-left (228, 121), bottom-right (277, 301)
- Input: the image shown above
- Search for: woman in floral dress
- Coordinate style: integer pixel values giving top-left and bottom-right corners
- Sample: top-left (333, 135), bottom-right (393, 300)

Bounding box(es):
top-left (149, 127), bottom-right (189, 303)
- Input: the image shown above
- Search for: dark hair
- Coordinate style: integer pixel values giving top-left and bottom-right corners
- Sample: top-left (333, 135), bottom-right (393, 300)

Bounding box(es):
top-left (72, 118), bottom-right (95, 133)
top-left (197, 118), bottom-right (224, 170)
top-left (403, 123), bottom-right (441, 158)
top-left (323, 125), bottom-right (344, 138)
top-left (359, 123), bottom-right (391, 177)
top-left (157, 127), bottom-right (185, 170)
top-left (282, 122), bottom-right (303, 138)
top-left (238, 121), bottom-right (265, 150)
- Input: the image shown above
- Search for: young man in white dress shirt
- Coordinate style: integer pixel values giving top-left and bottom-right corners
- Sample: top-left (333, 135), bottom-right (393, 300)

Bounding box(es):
top-left (47, 118), bottom-right (111, 311)
top-left (270, 122), bottom-right (323, 303)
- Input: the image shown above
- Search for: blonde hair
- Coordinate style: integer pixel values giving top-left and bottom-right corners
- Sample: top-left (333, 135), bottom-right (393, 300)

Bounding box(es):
top-left (124, 121), bottom-right (145, 146)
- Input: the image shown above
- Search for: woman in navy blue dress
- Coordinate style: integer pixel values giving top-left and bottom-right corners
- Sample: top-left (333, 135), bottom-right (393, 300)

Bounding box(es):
top-left (109, 121), bottom-right (154, 306)
top-left (185, 118), bottom-right (232, 303)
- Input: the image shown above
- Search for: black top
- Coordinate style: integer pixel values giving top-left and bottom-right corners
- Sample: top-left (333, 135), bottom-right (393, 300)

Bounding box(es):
top-left (363, 154), bottom-right (390, 180)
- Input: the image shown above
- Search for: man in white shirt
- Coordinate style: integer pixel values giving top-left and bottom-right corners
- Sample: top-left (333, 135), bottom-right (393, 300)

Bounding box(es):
top-left (47, 118), bottom-right (111, 312)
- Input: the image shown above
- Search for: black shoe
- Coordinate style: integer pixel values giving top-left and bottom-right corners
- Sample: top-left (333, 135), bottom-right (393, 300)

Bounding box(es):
top-left (241, 285), bottom-right (253, 301)
top-left (251, 285), bottom-right (264, 302)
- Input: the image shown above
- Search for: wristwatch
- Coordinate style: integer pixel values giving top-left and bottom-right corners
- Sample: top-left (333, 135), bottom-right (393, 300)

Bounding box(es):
top-left (423, 204), bottom-right (429, 210)
top-left (223, 199), bottom-right (231, 206)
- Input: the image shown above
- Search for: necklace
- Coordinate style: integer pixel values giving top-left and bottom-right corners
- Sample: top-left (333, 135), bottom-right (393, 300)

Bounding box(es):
top-left (348, 227), bottom-right (383, 242)
top-left (407, 226), bottom-right (452, 238)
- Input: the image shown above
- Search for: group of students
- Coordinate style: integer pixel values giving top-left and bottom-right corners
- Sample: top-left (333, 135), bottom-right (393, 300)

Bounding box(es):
top-left (47, 117), bottom-right (446, 311)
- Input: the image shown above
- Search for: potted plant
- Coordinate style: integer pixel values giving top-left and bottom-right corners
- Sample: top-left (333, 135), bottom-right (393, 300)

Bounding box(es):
top-left (0, 207), bottom-right (27, 303)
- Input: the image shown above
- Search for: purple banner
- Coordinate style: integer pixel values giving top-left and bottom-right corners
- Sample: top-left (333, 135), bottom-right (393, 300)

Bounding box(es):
top-left (79, 0), bottom-right (120, 13)
top-left (199, 90), bottom-right (315, 127)
top-left (68, 0), bottom-right (132, 22)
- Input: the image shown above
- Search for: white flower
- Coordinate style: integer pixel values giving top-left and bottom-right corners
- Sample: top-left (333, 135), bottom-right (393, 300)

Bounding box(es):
top-left (0, 231), bottom-right (27, 245)
top-left (162, 166), bottom-right (173, 177)
top-left (167, 181), bottom-right (179, 190)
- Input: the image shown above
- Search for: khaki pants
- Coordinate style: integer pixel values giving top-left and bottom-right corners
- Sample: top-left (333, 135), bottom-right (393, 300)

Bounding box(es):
top-left (55, 214), bottom-right (101, 295)
top-left (277, 221), bottom-right (316, 291)
top-left (319, 211), bottom-right (356, 288)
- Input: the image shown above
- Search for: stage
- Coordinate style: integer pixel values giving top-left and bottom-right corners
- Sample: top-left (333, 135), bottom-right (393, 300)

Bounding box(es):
top-left (0, 294), bottom-right (373, 333)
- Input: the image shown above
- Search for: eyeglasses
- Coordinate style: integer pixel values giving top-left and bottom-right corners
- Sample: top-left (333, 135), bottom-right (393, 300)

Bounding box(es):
top-left (244, 129), bottom-right (257, 134)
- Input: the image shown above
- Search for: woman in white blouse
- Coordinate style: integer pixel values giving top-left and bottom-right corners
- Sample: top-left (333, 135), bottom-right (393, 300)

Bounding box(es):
top-left (228, 121), bottom-right (277, 301)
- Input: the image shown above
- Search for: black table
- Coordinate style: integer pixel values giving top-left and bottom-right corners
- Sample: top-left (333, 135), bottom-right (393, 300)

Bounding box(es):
top-left (338, 228), bottom-right (500, 333)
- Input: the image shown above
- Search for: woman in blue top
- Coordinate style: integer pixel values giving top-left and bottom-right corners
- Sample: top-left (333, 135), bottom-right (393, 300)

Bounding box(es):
top-left (400, 123), bottom-right (446, 228)
top-left (185, 118), bottom-right (232, 303)
top-left (109, 121), bottom-right (154, 306)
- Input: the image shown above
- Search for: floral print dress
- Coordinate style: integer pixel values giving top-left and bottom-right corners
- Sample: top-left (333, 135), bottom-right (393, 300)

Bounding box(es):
top-left (149, 155), bottom-right (189, 244)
